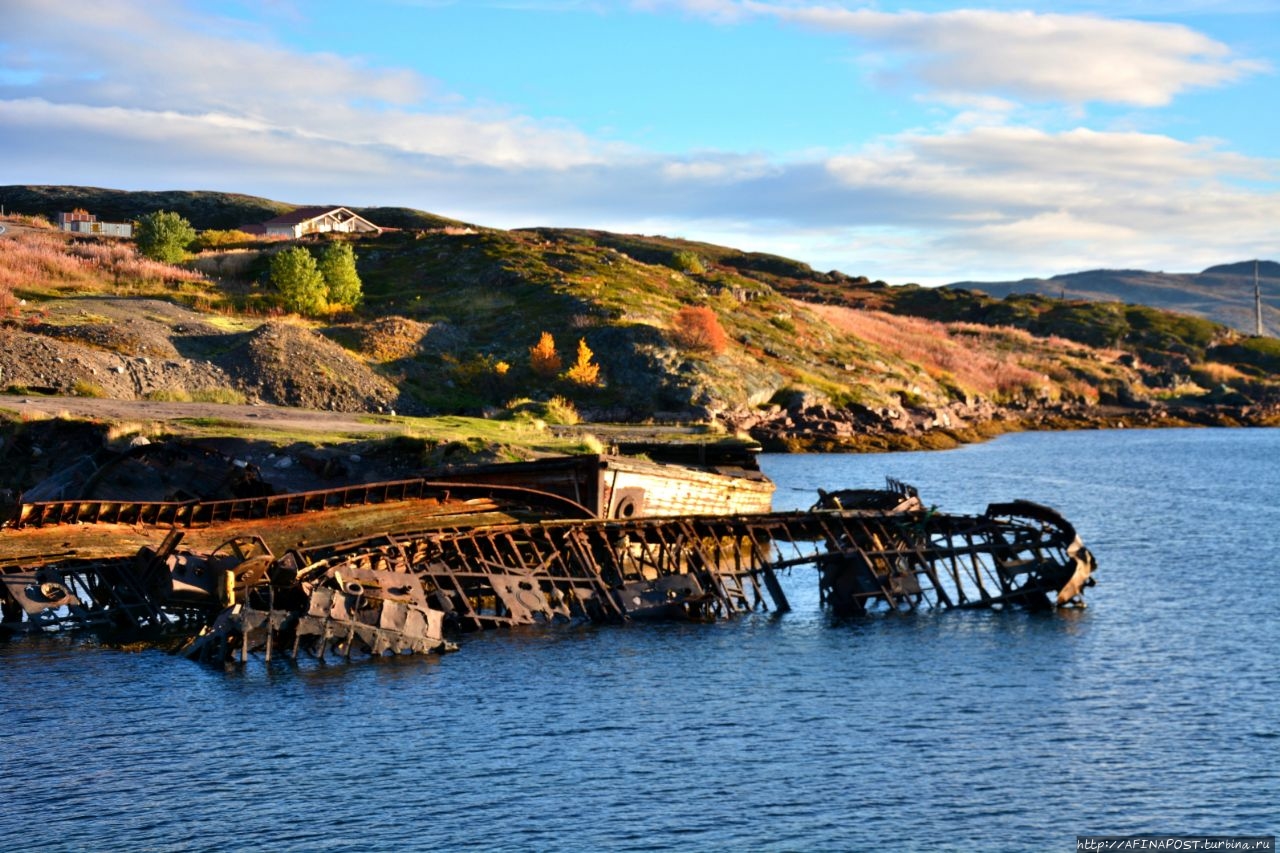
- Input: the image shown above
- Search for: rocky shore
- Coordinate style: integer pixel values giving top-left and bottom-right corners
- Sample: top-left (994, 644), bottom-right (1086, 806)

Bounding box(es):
top-left (726, 394), bottom-right (1280, 453)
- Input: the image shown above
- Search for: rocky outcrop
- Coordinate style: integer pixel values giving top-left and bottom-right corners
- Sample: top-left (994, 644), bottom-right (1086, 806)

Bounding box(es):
top-left (725, 395), bottom-right (1001, 451)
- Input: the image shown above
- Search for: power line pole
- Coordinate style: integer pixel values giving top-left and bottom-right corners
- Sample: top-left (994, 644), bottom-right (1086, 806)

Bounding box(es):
top-left (1256, 259), bottom-right (1265, 337)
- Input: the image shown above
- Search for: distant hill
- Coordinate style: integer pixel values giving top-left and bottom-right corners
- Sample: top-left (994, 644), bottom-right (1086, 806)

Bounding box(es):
top-left (354, 206), bottom-right (472, 231)
top-left (0, 185), bottom-right (469, 232)
top-left (0, 185), bottom-right (292, 230)
top-left (947, 262), bottom-right (1280, 335)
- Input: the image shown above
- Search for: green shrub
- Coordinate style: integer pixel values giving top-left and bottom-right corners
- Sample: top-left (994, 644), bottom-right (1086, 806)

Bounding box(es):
top-left (544, 395), bottom-right (581, 425)
top-left (447, 354), bottom-right (511, 397)
top-left (899, 390), bottom-right (927, 408)
top-left (769, 314), bottom-right (796, 334)
top-left (573, 434), bottom-right (605, 454)
top-left (135, 211), bottom-right (196, 263)
top-left (270, 247), bottom-right (328, 316)
top-left (670, 250), bottom-right (706, 275)
top-left (319, 241), bottom-right (363, 309)
top-left (1210, 337), bottom-right (1280, 374)
top-left (506, 396), bottom-right (581, 425)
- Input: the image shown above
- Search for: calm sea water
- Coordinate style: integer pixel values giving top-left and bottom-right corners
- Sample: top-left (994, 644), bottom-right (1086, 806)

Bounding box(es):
top-left (2, 428), bottom-right (1277, 852)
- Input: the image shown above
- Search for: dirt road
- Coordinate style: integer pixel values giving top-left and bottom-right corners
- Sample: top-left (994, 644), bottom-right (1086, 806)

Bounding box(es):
top-left (0, 393), bottom-right (402, 436)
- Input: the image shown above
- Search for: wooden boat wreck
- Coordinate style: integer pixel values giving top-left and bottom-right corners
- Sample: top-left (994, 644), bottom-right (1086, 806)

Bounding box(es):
top-left (1, 472), bottom-right (1097, 662)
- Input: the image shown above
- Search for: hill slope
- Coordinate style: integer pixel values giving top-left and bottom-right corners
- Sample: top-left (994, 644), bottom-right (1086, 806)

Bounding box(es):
top-left (4, 186), bottom-right (1280, 454)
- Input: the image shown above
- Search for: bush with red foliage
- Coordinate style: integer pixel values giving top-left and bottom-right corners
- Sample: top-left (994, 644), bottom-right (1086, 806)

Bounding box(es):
top-left (671, 306), bottom-right (728, 355)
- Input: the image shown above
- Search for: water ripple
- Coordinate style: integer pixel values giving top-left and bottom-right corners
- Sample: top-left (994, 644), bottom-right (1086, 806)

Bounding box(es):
top-left (2, 429), bottom-right (1278, 850)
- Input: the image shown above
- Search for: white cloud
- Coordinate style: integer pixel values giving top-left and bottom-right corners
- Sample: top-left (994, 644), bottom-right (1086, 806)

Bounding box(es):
top-left (961, 209), bottom-right (1141, 250)
top-left (813, 125), bottom-right (1279, 279)
top-left (0, 0), bottom-right (615, 171)
top-left (827, 125), bottom-right (1268, 204)
top-left (652, 1), bottom-right (1267, 106)
top-left (2, 2), bottom-right (424, 111)
top-left (2, 0), bottom-right (1277, 284)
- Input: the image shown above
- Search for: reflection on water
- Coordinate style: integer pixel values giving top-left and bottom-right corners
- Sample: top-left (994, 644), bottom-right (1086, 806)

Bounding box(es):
top-left (2, 428), bottom-right (1278, 851)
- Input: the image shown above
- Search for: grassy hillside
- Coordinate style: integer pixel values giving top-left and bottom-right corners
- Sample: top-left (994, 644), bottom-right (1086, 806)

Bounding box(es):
top-left (353, 206), bottom-right (472, 231)
top-left (4, 186), bottom-right (1280, 441)
top-left (947, 262), bottom-right (1280, 335)
top-left (352, 227), bottom-right (881, 414)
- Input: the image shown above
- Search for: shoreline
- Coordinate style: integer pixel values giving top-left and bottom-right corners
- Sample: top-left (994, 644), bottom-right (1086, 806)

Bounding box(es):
top-left (744, 401), bottom-right (1280, 454)
top-left (2, 393), bottom-right (1277, 497)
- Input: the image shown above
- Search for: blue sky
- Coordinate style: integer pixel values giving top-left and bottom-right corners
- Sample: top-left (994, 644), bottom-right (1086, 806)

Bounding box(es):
top-left (3, 0), bottom-right (1277, 283)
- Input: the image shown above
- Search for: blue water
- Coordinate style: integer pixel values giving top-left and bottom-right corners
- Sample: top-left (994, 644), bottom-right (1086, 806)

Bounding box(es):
top-left (2, 429), bottom-right (1277, 852)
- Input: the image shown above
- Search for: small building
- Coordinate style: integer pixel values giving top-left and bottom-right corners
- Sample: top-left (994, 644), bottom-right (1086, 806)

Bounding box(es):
top-left (247, 206), bottom-right (381, 239)
top-left (56, 209), bottom-right (133, 238)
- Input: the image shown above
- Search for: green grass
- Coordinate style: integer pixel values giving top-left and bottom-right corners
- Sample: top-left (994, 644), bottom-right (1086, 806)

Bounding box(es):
top-left (383, 413), bottom-right (564, 446)
top-left (189, 387), bottom-right (248, 405)
top-left (202, 315), bottom-right (264, 332)
top-left (1210, 337), bottom-right (1280, 374)
top-left (167, 417), bottom-right (390, 444)
top-left (145, 388), bottom-right (191, 402)
top-left (72, 380), bottom-right (108, 398)
top-left (30, 407), bottom-right (732, 464)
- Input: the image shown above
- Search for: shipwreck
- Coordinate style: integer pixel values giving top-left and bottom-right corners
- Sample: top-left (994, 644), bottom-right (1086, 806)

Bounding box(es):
top-left (1, 444), bottom-right (1096, 664)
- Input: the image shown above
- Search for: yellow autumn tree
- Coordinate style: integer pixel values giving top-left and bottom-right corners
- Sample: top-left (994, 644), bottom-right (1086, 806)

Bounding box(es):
top-left (564, 338), bottom-right (601, 387)
top-left (529, 331), bottom-right (561, 377)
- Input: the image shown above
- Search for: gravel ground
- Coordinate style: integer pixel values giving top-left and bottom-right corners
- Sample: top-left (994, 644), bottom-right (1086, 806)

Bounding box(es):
top-left (1, 296), bottom-right (421, 413)
top-left (0, 393), bottom-right (402, 435)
